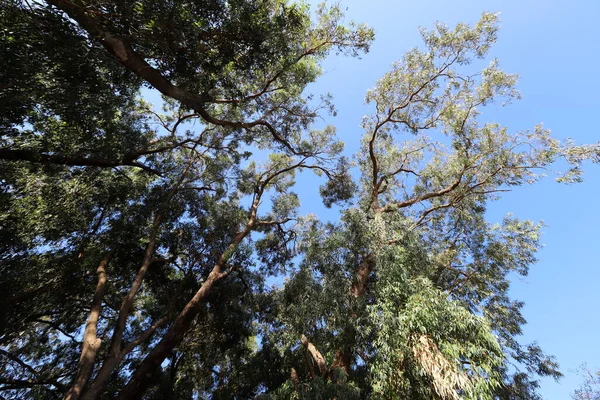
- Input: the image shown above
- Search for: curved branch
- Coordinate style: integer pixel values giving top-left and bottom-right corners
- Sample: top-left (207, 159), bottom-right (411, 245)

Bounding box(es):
top-left (0, 351), bottom-right (38, 377)
top-left (46, 0), bottom-right (303, 156)
top-left (377, 174), bottom-right (463, 213)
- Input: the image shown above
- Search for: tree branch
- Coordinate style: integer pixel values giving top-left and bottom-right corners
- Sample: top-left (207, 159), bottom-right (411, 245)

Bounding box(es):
top-left (46, 0), bottom-right (304, 156)
top-left (0, 149), bottom-right (161, 175)
top-left (120, 316), bottom-right (169, 358)
top-left (301, 335), bottom-right (328, 380)
top-left (377, 174), bottom-right (463, 213)
top-left (65, 252), bottom-right (113, 400)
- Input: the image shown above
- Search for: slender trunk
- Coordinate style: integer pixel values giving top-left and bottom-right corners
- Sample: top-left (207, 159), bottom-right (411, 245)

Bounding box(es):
top-left (65, 252), bottom-right (113, 400)
top-left (81, 216), bottom-right (162, 400)
top-left (115, 268), bottom-right (223, 400)
top-left (116, 221), bottom-right (255, 400)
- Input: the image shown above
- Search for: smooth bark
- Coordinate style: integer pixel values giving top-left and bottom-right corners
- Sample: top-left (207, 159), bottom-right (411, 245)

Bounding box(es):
top-left (65, 252), bottom-right (113, 400)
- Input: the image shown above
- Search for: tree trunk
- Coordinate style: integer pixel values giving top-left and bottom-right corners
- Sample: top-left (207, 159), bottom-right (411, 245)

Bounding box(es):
top-left (81, 217), bottom-right (162, 400)
top-left (65, 252), bottom-right (112, 400)
top-left (115, 268), bottom-right (223, 400)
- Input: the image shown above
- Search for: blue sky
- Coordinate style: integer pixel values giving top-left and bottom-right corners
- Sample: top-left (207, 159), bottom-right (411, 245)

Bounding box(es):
top-left (296, 0), bottom-right (600, 398)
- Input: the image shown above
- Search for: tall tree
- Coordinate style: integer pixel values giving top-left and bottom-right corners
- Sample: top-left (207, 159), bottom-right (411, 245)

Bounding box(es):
top-left (257, 13), bottom-right (599, 399)
top-left (1, 1), bottom-right (598, 399)
top-left (1, 1), bottom-right (371, 399)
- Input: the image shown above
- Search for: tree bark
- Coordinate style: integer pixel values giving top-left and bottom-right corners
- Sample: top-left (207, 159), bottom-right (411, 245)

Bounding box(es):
top-left (351, 253), bottom-right (376, 298)
top-left (301, 335), bottom-right (328, 380)
top-left (65, 252), bottom-right (113, 400)
top-left (81, 216), bottom-right (162, 400)
top-left (115, 268), bottom-right (222, 399)
top-left (330, 349), bottom-right (351, 383)
top-left (114, 219), bottom-right (256, 400)
top-left (290, 367), bottom-right (299, 392)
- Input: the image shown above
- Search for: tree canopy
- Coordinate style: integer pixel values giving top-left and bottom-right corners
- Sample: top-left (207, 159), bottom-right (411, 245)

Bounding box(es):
top-left (1, 1), bottom-right (599, 399)
top-left (572, 365), bottom-right (600, 400)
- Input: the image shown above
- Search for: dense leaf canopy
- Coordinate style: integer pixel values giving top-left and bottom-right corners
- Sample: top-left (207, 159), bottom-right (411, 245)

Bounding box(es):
top-left (1, 1), bottom-right (598, 399)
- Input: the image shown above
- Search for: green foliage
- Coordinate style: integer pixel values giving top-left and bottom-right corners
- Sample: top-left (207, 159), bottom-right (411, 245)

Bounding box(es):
top-left (1, 2), bottom-right (597, 400)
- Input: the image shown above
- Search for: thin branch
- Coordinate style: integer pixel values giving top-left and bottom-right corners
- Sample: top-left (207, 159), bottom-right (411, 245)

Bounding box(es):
top-left (0, 350), bottom-right (38, 377)
top-left (255, 218), bottom-right (295, 227)
top-left (120, 316), bottom-right (169, 358)
top-left (30, 319), bottom-right (79, 342)
top-left (0, 377), bottom-right (63, 390)
top-left (378, 174), bottom-right (463, 213)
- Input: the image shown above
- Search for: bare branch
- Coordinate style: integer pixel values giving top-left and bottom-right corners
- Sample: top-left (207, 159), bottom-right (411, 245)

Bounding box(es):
top-left (377, 174), bottom-right (463, 213)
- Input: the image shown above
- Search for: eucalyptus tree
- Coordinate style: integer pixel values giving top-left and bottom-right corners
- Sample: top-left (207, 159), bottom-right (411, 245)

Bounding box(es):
top-left (261, 13), bottom-right (600, 400)
top-left (1, 1), bottom-right (371, 399)
top-left (1, 1), bottom-right (598, 400)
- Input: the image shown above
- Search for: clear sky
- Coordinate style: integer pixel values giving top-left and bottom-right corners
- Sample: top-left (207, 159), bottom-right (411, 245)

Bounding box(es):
top-left (298, 0), bottom-right (600, 398)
